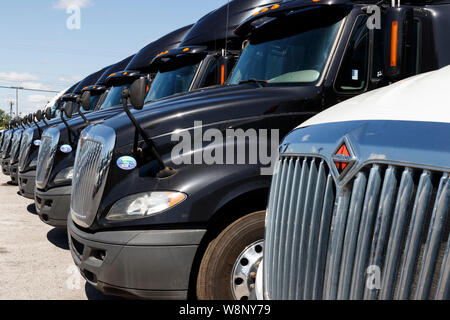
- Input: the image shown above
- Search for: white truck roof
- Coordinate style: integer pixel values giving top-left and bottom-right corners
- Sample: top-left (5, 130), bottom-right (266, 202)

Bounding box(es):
top-left (298, 65), bottom-right (450, 128)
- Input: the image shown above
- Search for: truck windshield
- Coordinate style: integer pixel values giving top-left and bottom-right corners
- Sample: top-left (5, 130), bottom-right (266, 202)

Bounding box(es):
top-left (228, 14), bottom-right (343, 85)
top-left (145, 56), bottom-right (202, 103)
top-left (99, 84), bottom-right (129, 110)
top-left (88, 94), bottom-right (101, 110)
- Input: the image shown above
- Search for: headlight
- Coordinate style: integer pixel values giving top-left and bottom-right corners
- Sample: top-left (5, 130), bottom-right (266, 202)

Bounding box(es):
top-left (54, 167), bottom-right (73, 184)
top-left (106, 191), bottom-right (186, 221)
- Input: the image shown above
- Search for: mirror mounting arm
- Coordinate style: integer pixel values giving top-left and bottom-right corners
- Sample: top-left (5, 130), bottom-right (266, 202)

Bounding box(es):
top-left (121, 88), bottom-right (175, 178)
top-left (60, 110), bottom-right (76, 144)
top-left (32, 118), bottom-right (42, 136)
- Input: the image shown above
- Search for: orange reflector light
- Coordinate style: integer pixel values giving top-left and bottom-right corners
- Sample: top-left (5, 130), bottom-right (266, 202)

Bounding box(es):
top-left (220, 65), bottom-right (225, 85)
top-left (123, 72), bottom-right (128, 75)
top-left (390, 21), bottom-right (398, 67)
top-left (146, 84), bottom-right (149, 93)
top-left (253, 11), bottom-right (260, 16)
top-left (93, 86), bottom-right (96, 89)
top-left (271, 4), bottom-right (280, 9)
top-left (109, 73), bottom-right (116, 77)
top-left (261, 8), bottom-right (268, 13)
top-left (312, 0), bottom-right (321, 2)
top-left (183, 48), bottom-right (189, 52)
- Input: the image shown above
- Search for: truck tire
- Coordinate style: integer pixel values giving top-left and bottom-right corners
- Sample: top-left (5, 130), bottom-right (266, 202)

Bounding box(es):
top-left (196, 210), bottom-right (265, 300)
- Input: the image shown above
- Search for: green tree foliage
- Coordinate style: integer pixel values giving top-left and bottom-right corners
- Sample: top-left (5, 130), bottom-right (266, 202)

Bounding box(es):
top-left (0, 109), bottom-right (12, 129)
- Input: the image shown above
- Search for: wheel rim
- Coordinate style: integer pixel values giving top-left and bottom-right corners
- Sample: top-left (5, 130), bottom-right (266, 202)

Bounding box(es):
top-left (231, 239), bottom-right (264, 300)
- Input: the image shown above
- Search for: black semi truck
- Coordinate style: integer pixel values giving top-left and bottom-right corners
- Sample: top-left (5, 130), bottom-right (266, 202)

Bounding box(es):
top-left (33, 0), bottom-right (271, 228)
top-left (8, 70), bottom-right (105, 187)
top-left (17, 57), bottom-right (135, 200)
top-left (33, 25), bottom-right (193, 228)
top-left (15, 68), bottom-right (109, 197)
top-left (68, 0), bottom-right (450, 300)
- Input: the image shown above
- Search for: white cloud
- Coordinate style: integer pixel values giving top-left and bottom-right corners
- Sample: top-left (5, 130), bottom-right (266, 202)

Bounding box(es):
top-left (0, 72), bottom-right (38, 82)
top-left (28, 94), bottom-right (53, 104)
top-left (53, 0), bottom-right (94, 10)
top-left (58, 75), bottom-right (83, 83)
top-left (21, 82), bottom-right (52, 91)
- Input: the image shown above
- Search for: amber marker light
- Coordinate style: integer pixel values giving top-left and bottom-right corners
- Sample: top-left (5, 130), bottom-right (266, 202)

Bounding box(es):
top-left (390, 21), bottom-right (399, 67)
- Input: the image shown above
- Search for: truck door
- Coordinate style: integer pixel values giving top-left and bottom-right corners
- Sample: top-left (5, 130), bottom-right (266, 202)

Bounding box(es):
top-left (333, 15), bottom-right (370, 102)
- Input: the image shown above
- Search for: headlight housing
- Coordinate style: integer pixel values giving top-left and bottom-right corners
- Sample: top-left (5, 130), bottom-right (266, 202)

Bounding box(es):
top-left (106, 191), bottom-right (186, 221)
top-left (53, 166), bottom-right (73, 184)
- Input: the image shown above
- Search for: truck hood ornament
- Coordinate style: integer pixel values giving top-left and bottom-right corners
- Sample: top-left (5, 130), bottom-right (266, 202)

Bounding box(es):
top-left (331, 137), bottom-right (356, 178)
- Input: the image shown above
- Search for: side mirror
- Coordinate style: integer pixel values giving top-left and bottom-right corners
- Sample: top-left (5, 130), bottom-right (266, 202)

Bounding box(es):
top-left (128, 78), bottom-right (150, 110)
top-left (45, 107), bottom-right (52, 120)
top-left (35, 110), bottom-right (43, 121)
top-left (384, 7), bottom-right (413, 80)
top-left (64, 101), bottom-right (75, 118)
top-left (80, 91), bottom-right (91, 111)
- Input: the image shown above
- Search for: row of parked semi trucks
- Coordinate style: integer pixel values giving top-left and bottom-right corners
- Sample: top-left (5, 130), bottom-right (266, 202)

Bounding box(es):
top-left (0, 0), bottom-right (449, 300)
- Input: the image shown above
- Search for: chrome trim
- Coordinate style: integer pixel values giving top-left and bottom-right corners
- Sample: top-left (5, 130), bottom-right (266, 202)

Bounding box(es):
top-left (265, 156), bottom-right (449, 300)
top-left (18, 128), bottom-right (34, 171)
top-left (70, 124), bottom-right (116, 228)
top-left (1, 130), bottom-right (12, 157)
top-left (9, 129), bottom-right (23, 163)
top-left (36, 127), bottom-right (60, 189)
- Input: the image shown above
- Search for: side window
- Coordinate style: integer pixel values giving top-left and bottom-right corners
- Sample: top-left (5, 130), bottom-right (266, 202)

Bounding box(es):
top-left (335, 16), bottom-right (369, 91)
top-left (199, 59), bottom-right (219, 88)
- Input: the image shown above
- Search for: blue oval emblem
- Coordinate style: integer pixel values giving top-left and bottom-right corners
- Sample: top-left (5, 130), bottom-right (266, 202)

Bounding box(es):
top-left (33, 140), bottom-right (41, 147)
top-left (116, 156), bottom-right (137, 170)
top-left (60, 144), bottom-right (72, 153)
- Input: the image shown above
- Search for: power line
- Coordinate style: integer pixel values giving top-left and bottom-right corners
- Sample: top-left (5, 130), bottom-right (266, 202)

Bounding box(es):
top-left (0, 85), bottom-right (59, 117)
top-left (0, 85), bottom-right (59, 93)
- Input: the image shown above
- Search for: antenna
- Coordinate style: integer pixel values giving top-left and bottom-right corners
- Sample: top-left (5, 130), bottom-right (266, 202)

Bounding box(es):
top-left (224, 0), bottom-right (230, 55)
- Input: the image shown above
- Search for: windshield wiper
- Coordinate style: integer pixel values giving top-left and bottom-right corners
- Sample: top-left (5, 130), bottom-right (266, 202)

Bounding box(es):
top-left (238, 78), bottom-right (268, 87)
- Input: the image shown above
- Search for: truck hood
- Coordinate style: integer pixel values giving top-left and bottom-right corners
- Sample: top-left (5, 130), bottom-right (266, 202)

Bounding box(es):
top-left (102, 84), bottom-right (323, 148)
top-left (53, 106), bottom-right (123, 143)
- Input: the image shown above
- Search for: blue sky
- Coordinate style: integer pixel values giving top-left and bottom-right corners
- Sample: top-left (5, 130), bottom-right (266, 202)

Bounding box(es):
top-left (0, 0), bottom-right (226, 116)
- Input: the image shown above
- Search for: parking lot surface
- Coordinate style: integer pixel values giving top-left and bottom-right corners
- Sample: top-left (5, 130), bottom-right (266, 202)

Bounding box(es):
top-left (0, 174), bottom-right (115, 300)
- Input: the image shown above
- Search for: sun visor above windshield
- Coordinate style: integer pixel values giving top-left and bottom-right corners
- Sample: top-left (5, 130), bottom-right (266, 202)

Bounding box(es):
top-left (234, 0), bottom-right (352, 37)
top-left (125, 25), bottom-right (193, 73)
top-left (150, 46), bottom-right (208, 70)
top-left (181, 0), bottom-right (279, 50)
top-left (71, 66), bottom-right (110, 94)
top-left (95, 55), bottom-right (135, 86)
top-left (105, 70), bottom-right (143, 87)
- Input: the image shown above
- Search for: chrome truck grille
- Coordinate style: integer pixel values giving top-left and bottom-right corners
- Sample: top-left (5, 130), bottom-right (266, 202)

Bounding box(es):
top-left (264, 156), bottom-right (449, 300)
top-left (18, 128), bottom-right (34, 171)
top-left (35, 127), bottom-right (60, 189)
top-left (9, 130), bottom-right (23, 163)
top-left (70, 125), bottom-right (115, 228)
top-left (1, 131), bottom-right (12, 158)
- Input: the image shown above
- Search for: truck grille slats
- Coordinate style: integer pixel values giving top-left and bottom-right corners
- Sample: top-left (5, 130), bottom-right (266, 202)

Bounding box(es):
top-left (264, 156), bottom-right (450, 300)
top-left (10, 130), bottom-right (23, 163)
top-left (71, 140), bottom-right (102, 222)
top-left (380, 168), bottom-right (414, 299)
top-left (18, 129), bottom-right (33, 171)
top-left (70, 125), bottom-right (116, 228)
top-left (35, 128), bottom-right (60, 189)
top-left (1, 131), bottom-right (11, 157)
top-left (415, 174), bottom-right (449, 299)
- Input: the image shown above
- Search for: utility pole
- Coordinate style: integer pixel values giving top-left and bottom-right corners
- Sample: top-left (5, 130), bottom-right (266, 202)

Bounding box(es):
top-left (0, 85), bottom-right (58, 117)
top-left (9, 101), bottom-right (14, 117)
top-left (16, 87), bottom-right (19, 118)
